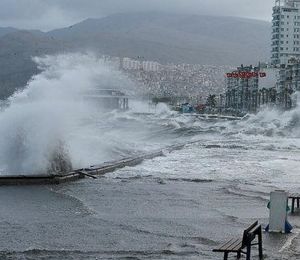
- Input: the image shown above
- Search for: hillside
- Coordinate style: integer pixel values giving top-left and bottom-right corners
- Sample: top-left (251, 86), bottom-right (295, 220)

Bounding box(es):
top-left (48, 12), bottom-right (271, 65)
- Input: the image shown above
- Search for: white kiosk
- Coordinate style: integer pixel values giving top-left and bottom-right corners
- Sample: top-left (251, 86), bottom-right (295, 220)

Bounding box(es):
top-left (267, 190), bottom-right (292, 233)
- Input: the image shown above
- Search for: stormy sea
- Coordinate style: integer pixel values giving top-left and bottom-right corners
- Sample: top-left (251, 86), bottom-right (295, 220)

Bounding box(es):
top-left (0, 54), bottom-right (300, 259)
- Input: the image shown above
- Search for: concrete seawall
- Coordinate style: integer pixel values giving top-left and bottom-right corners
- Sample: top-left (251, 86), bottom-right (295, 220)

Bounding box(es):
top-left (0, 142), bottom-right (192, 186)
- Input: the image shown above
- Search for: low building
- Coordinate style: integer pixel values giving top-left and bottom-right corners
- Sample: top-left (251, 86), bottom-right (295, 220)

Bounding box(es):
top-left (225, 65), bottom-right (260, 113)
top-left (276, 58), bottom-right (300, 108)
top-left (83, 89), bottom-right (129, 111)
top-left (224, 64), bottom-right (279, 113)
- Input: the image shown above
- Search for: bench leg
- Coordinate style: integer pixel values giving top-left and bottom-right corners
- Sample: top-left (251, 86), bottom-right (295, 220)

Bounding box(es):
top-left (258, 229), bottom-right (263, 259)
top-left (292, 198), bottom-right (295, 213)
top-left (223, 252), bottom-right (228, 260)
top-left (297, 198), bottom-right (299, 208)
top-left (237, 251), bottom-right (241, 259)
top-left (246, 243), bottom-right (251, 260)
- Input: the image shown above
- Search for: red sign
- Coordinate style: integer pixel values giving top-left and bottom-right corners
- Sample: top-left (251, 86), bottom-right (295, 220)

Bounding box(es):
top-left (226, 72), bottom-right (266, 79)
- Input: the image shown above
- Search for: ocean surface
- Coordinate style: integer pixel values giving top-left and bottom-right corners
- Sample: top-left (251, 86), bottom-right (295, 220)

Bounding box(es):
top-left (1, 104), bottom-right (300, 259)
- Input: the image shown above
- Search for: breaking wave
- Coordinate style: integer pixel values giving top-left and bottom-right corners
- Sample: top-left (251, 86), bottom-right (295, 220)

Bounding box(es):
top-left (0, 53), bottom-right (136, 175)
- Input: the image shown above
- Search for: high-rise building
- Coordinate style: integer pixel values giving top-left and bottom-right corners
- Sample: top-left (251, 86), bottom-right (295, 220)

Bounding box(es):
top-left (271, 0), bottom-right (300, 65)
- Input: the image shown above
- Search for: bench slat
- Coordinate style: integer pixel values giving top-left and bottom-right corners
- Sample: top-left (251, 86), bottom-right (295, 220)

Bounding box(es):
top-left (213, 238), bottom-right (242, 252)
top-left (244, 221), bottom-right (258, 233)
top-left (219, 238), bottom-right (237, 250)
top-left (213, 238), bottom-right (234, 252)
top-left (228, 240), bottom-right (243, 252)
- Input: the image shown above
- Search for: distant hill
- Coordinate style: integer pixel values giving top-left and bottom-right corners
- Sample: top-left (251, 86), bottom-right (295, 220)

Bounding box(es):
top-left (0, 12), bottom-right (271, 99)
top-left (0, 27), bottom-right (18, 38)
top-left (48, 12), bottom-right (271, 65)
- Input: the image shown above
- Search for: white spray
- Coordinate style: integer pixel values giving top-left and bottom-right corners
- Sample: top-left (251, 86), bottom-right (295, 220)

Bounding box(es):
top-left (0, 53), bottom-right (134, 175)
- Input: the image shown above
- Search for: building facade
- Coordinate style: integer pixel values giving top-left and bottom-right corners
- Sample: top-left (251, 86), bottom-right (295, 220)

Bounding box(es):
top-left (272, 0), bottom-right (300, 65)
top-left (225, 65), bottom-right (260, 113)
top-left (276, 58), bottom-right (300, 108)
top-left (224, 65), bottom-right (280, 113)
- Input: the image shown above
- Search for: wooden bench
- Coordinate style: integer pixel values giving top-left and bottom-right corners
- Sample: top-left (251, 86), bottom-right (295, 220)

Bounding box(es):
top-left (289, 193), bottom-right (300, 213)
top-left (213, 221), bottom-right (263, 260)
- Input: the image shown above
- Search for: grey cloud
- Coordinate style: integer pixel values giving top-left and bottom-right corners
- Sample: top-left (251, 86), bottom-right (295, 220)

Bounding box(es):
top-left (0, 0), bottom-right (274, 31)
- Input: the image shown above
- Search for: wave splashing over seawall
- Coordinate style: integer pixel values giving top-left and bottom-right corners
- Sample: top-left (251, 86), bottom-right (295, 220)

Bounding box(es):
top-left (0, 53), bottom-right (133, 175)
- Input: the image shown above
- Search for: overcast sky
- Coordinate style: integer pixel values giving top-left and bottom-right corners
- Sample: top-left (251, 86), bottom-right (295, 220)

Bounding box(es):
top-left (0, 0), bottom-right (274, 31)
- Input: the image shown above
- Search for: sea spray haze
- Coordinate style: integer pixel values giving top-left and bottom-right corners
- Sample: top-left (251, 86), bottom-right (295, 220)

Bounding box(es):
top-left (0, 53), bottom-right (134, 175)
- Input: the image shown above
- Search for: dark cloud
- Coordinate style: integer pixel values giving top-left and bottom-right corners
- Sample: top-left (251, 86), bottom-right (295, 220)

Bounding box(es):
top-left (0, 0), bottom-right (274, 31)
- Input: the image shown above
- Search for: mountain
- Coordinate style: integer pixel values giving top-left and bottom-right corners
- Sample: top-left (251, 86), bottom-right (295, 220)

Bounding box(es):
top-left (48, 12), bottom-right (271, 65)
top-left (0, 12), bottom-right (271, 99)
top-left (0, 27), bottom-right (18, 38)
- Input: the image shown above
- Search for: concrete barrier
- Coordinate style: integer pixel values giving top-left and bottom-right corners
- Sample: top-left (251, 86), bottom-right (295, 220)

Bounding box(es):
top-left (0, 142), bottom-right (197, 186)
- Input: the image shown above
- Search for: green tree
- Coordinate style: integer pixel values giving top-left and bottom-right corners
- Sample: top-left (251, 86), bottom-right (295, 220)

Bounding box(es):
top-left (206, 94), bottom-right (217, 108)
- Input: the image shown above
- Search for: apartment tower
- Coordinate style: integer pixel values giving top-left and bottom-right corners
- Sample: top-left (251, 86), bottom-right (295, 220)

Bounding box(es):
top-left (272, 0), bottom-right (300, 65)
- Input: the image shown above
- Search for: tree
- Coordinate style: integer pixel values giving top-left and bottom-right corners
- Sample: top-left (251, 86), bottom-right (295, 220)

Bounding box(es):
top-left (206, 94), bottom-right (217, 108)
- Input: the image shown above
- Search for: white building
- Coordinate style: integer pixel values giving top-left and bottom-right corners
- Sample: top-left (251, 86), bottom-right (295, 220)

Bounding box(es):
top-left (272, 0), bottom-right (300, 65)
top-left (122, 58), bottom-right (141, 70)
top-left (142, 61), bottom-right (160, 71)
